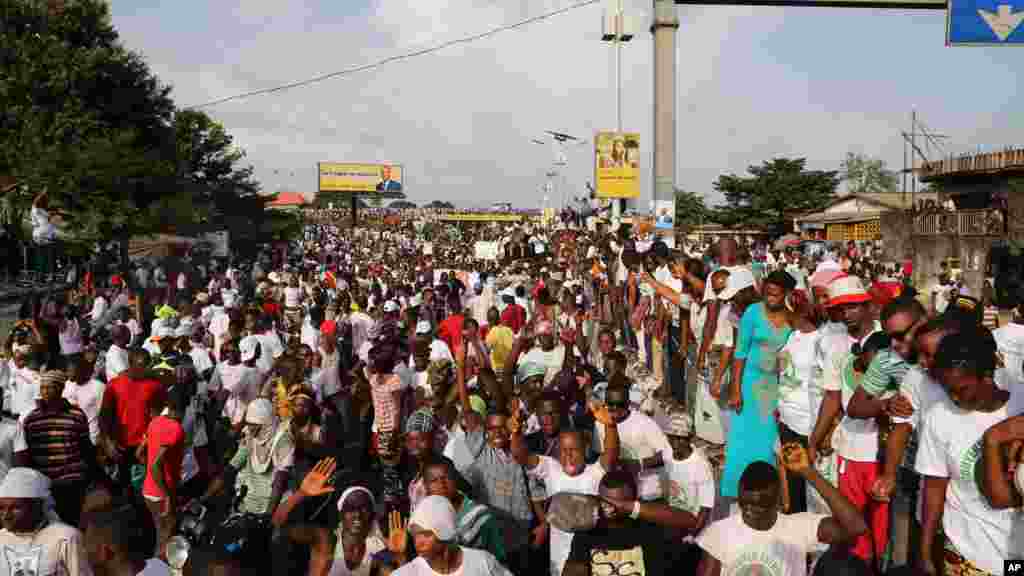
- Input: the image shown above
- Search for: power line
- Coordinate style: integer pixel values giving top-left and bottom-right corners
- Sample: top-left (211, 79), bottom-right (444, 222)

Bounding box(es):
top-left (186, 0), bottom-right (600, 110)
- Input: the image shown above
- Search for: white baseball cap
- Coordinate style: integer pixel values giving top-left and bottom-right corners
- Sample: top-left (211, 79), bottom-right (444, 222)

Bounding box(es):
top-left (383, 300), bottom-right (400, 313)
top-left (239, 336), bottom-right (259, 362)
top-left (415, 320), bottom-right (433, 335)
top-left (150, 326), bottom-right (175, 342)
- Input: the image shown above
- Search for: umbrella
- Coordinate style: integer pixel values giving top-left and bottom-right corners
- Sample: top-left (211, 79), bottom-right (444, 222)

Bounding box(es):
top-left (774, 234), bottom-right (801, 250)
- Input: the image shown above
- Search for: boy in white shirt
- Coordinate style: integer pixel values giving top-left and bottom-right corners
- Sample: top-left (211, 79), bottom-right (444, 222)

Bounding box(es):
top-left (663, 411), bottom-right (715, 538)
top-left (697, 444), bottom-right (868, 576)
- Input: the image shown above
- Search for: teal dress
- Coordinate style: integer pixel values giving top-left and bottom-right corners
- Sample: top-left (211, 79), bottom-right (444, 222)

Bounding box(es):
top-left (720, 302), bottom-right (792, 499)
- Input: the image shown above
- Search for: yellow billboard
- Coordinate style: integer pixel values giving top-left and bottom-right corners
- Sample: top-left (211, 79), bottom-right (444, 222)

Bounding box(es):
top-left (318, 162), bottom-right (403, 193)
top-left (594, 132), bottom-right (640, 199)
top-left (439, 213), bottom-right (523, 222)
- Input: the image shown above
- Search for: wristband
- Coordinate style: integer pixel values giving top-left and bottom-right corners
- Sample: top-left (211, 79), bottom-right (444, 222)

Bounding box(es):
top-left (639, 459), bottom-right (645, 473)
top-left (630, 500), bottom-right (641, 520)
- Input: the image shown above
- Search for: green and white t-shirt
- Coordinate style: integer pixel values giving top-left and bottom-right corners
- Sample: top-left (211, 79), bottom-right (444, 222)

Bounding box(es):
top-left (697, 513), bottom-right (827, 576)
top-left (915, 394), bottom-right (1024, 575)
top-left (665, 448), bottom-right (716, 518)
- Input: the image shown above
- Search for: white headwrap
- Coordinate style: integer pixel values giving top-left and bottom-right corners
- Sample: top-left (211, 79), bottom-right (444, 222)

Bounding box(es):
top-left (0, 468), bottom-right (61, 524)
top-left (408, 495), bottom-right (456, 542)
top-left (0, 468), bottom-right (50, 500)
top-left (12, 344), bottom-right (32, 357)
top-left (244, 399), bottom-right (274, 426)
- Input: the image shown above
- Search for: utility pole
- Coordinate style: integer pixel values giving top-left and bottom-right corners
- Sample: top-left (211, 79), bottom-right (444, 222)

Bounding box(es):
top-left (652, 0), bottom-right (679, 225)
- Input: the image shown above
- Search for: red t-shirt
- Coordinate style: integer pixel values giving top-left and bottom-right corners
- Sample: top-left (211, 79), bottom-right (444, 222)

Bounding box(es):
top-left (142, 415), bottom-right (185, 500)
top-left (437, 314), bottom-right (465, 356)
top-left (102, 376), bottom-right (164, 448)
top-left (500, 304), bottom-right (526, 334)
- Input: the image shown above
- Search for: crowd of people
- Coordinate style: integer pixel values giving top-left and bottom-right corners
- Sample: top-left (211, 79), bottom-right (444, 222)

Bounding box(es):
top-left (0, 210), bottom-right (1020, 576)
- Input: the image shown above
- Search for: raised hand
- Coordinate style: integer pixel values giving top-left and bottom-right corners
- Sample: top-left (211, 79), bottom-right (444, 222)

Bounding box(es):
top-left (507, 402), bottom-right (523, 435)
top-left (870, 475), bottom-right (896, 502)
top-left (589, 402), bottom-right (614, 426)
top-left (299, 458), bottom-right (337, 497)
top-left (781, 442), bottom-right (811, 477)
top-left (386, 510), bottom-right (408, 556)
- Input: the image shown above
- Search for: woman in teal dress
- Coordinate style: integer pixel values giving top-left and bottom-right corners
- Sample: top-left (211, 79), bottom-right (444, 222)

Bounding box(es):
top-left (720, 270), bottom-right (796, 501)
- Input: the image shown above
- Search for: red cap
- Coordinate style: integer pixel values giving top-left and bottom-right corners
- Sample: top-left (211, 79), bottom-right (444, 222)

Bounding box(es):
top-left (110, 275), bottom-right (123, 286)
top-left (320, 320), bottom-right (337, 335)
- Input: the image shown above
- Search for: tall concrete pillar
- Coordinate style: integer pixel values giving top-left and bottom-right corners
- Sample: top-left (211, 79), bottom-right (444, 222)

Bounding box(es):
top-left (651, 0), bottom-right (678, 211)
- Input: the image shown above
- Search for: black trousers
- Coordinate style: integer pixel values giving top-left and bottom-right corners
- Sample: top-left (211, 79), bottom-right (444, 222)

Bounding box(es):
top-left (51, 479), bottom-right (89, 527)
top-left (779, 422), bottom-right (808, 514)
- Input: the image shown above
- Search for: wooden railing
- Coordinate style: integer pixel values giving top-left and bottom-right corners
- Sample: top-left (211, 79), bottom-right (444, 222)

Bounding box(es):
top-left (912, 209), bottom-right (1005, 236)
top-left (919, 148), bottom-right (1024, 180)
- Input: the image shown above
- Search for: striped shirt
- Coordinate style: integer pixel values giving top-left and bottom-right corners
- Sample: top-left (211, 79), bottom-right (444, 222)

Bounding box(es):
top-left (859, 348), bottom-right (910, 397)
top-left (14, 401), bottom-right (90, 483)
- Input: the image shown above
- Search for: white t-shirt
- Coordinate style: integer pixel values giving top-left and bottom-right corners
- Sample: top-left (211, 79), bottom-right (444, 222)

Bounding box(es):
top-left (256, 331), bottom-right (284, 375)
top-left (210, 363), bottom-right (260, 426)
top-left (593, 411), bottom-right (672, 501)
top-left (665, 448), bottom-right (716, 520)
top-left (104, 345), bottom-right (129, 382)
top-left (993, 322), bottom-right (1024, 388)
top-left (392, 547), bottom-right (511, 576)
top-left (690, 301), bottom-right (734, 350)
top-left (443, 422), bottom-right (476, 475)
top-left (931, 283), bottom-right (952, 314)
top-left (778, 330), bottom-right (821, 437)
top-left (697, 512), bottom-right (828, 576)
top-left (6, 366), bottom-right (40, 419)
top-left (821, 324), bottom-right (881, 462)
top-left (915, 394), bottom-right (1024, 575)
top-left (703, 265), bottom-right (747, 303)
top-left (429, 339), bottom-right (454, 363)
top-left (527, 456), bottom-right (606, 576)
top-left (30, 206), bottom-right (57, 244)
top-left (284, 286), bottom-right (302, 308)
top-left (319, 348), bottom-right (343, 399)
top-left (138, 557), bottom-right (171, 576)
top-left (62, 379), bottom-right (106, 443)
top-left (208, 308), bottom-right (231, 351)
top-left (0, 521), bottom-right (90, 576)
top-left (301, 315), bottom-right (321, 353)
top-left (90, 296), bottom-right (108, 324)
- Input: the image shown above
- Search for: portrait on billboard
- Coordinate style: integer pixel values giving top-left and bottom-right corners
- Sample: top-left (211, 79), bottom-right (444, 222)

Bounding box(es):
top-left (594, 132), bottom-right (640, 199)
top-left (376, 165), bottom-right (402, 192)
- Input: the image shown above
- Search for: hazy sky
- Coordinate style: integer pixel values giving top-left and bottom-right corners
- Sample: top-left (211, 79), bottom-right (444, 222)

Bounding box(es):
top-left (109, 0), bottom-right (1023, 209)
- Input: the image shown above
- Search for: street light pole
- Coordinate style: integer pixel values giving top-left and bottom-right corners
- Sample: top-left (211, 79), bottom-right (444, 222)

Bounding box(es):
top-left (602, 0), bottom-right (633, 219)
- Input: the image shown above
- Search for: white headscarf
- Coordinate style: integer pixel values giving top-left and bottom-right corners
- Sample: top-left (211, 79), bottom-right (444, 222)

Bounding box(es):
top-left (244, 399), bottom-right (279, 473)
top-left (408, 495), bottom-right (456, 542)
top-left (0, 468), bottom-right (61, 525)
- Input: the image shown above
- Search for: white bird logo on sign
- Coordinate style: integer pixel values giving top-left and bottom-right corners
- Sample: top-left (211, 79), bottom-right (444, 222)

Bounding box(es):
top-left (978, 4), bottom-right (1024, 40)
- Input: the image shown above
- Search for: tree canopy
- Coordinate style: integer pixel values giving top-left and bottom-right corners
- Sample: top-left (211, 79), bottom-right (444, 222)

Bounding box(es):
top-left (841, 152), bottom-right (898, 195)
top-left (1, 0), bottom-right (176, 245)
top-left (0, 0), bottom-right (297, 251)
top-left (712, 158), bottom-right (840, 235)
top-left (674, 188), bottom-right (710, 232)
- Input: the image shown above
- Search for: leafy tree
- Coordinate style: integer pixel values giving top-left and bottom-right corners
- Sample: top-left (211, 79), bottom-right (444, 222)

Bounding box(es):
top-left (712, 158), bottom-right (840, 235)
top-left (0, 0), bottom-right (177, 246)
top-left (841, 152), bottom-right (898, 195)
top-left (674, 188), bottom-right (709, 232)
top-left (169, 109), bottom-right (300, 246)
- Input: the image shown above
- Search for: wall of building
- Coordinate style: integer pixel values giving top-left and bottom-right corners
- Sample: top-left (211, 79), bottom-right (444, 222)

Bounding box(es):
top-left (880, 210), bottom-right (994, 300)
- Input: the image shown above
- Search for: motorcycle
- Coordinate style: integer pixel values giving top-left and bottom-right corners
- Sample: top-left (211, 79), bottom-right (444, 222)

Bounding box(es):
top-left (171, 485), bottom-right (274, 572)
